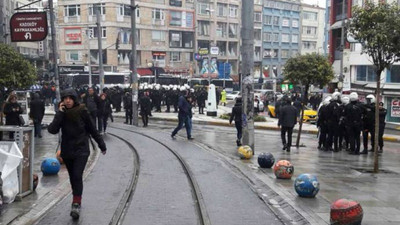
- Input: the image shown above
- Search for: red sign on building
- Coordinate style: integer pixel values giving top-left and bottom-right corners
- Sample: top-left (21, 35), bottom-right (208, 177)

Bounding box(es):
top-left (10, 12), bottom-right (48, 42)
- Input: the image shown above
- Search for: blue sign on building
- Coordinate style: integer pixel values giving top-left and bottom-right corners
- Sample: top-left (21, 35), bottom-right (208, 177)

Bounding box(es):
top-left (218, 63), bottom-right (231, 79)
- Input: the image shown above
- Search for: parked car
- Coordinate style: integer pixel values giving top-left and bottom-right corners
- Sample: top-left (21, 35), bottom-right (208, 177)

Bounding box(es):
top-left (267, 105), bottom-right (317, 123)
top-left (226, 91), bottom-right (241, 101)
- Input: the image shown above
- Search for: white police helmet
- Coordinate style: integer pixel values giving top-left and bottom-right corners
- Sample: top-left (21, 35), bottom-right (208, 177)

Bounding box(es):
top-left (349, 92), bottom-right (359, 102)
top-left (180, 86), bottom-right (186, 92)
top-left (366, 94), bottom-right (376, 104)
top-left (323, 96), bottom-right (332, 106)
top-left (341, 96), bottom-right (350, 105)
top-left (331, 92), bottom-right (341, 101)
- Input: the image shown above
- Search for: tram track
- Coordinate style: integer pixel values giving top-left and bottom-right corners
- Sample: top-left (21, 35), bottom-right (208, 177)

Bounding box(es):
top-left (109, 126), bottom-right (211, 225)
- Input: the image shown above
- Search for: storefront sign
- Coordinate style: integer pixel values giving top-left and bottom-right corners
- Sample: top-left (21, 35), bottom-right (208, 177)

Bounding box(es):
top-left (199, 48), bottom-right (209, 55)
top-left (65, 28), bottom-right (82, 44)
top-left (10, 12), bottom-right (48, 42)
top-left (391, 99), bottom-right (400, 117)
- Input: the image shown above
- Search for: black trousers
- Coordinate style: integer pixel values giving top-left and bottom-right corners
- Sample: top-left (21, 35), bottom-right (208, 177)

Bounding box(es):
top-left (281, 126), bottom-right (294, 147)
top-left (319, 125), bottom-right (328, 148)
top-left (363, 128), bottom-right (375, 150)
top-left (347, 126), bottom-right (361, 153)
top-left (125, 108), bottom-right (132, 124)
top-left (141, 112), bottom-right (149, 126)
top-left (379, 124), bottom-right (385, 149)
top-left (63, 156), bottom-right (89, 197)
top-left (235, 122), bottom-right (242, 140)
top-left (327, 122), bottom-right (339, 150)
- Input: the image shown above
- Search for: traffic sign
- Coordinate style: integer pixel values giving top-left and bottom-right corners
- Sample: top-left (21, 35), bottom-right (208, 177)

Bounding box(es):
top-left (10, 12), bottom-right (48, 42)
top-left (194, 53), bottom-right (201, 61)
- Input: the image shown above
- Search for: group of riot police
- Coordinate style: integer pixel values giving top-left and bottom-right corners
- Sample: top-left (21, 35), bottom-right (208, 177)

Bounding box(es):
top-left (317, 92), bottom-right (387, 155)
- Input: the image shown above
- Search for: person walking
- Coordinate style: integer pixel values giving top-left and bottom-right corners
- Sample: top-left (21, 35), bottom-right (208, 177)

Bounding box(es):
top-left (47, 89), bottom-right (106, 219)
top-left (29, 93), bottom-right (45, 138)
top-left (278, 97), bottom-right (297, 152)
top-left (139, 91), bottom-right (152, 127)
top-left (3, 94), bottom-right (23, 139)
top-left (229, 97), bottom-right (243, 146)
top-left (97, 93), bottom-right (112, 134)
top-left (82, 87), bottom-right (100, 130)
top-left (171, 91), bottom-right (194, 140)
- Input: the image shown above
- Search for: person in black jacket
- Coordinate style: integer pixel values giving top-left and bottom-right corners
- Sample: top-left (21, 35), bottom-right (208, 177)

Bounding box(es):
top-left (97, 93), bottom-right (112, 134)
top-left (377, 102), bottom-right (387, 153)
top-left (3, 94), bottom-right (23, 139)
top-left (139, 91), bottom-right (152, 127)
top-left (278, 98), bottom-right (297, 152)
top-left (123, 92), bottom-right (133, 125)
top-left (29, 93), bottom-right (45, 138)
top-left (229, 97), bottom-right (242, 146)
top-left (171, 92), bottom-right (193, 140)
top-left (344, 92), bottom-right (363, 155)
top-left (47, 89), bottom-right (106, 219)
top-left (82, 87), bottom-right (100, 130)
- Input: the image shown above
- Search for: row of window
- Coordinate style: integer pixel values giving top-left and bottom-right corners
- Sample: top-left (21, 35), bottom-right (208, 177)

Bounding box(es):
top-left (264, 0), bottom-right (301, 11)
top-left (199, 3), bottom-right (239, 18)
top-left (263, 33), bottom-right (298, 43)
top-left (355, 65), bottom-right (400, 83)
top-left (263, 15), bottom-right (299, 28)
top-left (263, 48), bottom-right (299, 59)
top-left (66, 50), bottom-right (191, 63)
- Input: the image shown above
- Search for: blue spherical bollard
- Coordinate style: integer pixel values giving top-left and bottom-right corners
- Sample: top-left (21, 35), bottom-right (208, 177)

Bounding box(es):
top-left (258, 152), bottom-right (275, 168)
top-left (294, 174), bottom-right (320, 197)
top-left (41, 158), bottom-right (61, 175)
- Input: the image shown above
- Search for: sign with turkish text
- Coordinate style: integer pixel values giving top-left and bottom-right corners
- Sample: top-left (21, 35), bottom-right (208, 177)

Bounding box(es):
top-left (199, 48), bottom-right (209, 55)
top-left (65, 28), bottom-right (82, 44)
top-left (10, 12), bottom-right (48, 42)
top-left (391, 99), bottom-right (400, 117)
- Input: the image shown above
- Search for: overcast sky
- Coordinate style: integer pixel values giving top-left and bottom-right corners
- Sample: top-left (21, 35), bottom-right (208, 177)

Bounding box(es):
top-left (302, 0), bottom-right (326, 8)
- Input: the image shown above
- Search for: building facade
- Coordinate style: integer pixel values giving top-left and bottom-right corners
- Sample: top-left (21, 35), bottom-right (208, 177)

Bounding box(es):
top-left (300, 3), bottom-right (325, 55)
top-left (330, 0), bottom-right (400, 122)
top-left (261, 0), bottom-right (301, 86)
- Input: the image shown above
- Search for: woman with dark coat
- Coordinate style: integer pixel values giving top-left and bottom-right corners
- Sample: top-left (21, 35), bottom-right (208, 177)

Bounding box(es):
top-left (29, 93), bottom-right (45, 138)
top-left (97, 93), bottom-right (112, 133)
top-left (3, 94), bottom-right (23, 139)
top-left (229, 97), bottom-right (243, 146)
top-left (47, 89), bottom-right (107, 219)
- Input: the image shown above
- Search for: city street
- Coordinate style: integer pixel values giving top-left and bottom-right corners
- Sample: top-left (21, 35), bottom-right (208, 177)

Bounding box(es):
top-left (4, 112), bottom-right (398, 225)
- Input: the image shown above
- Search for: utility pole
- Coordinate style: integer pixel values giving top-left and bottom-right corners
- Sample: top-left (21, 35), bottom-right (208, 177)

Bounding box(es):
top-left (339, 0), bottom-right (346, 93)
top-left (96, 7), bottom-right (104, 94)
top-left (48, 0), bottom-right (60, 101)
top-left (131, 0), bottom-right (139, 126)
top-left (241, 0), bottom-right (255, 152)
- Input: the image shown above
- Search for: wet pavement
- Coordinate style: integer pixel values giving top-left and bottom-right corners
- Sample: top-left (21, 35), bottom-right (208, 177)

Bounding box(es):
top-left (1, 104), bottom-right (400, 225)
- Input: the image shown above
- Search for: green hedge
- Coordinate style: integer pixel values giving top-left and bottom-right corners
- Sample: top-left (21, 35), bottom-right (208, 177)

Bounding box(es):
top-left (219, 113), bottom-right (266, 122)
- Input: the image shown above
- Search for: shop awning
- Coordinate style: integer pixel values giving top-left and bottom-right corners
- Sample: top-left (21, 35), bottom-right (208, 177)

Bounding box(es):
top-left (137, 68), bottom-right (153, 76)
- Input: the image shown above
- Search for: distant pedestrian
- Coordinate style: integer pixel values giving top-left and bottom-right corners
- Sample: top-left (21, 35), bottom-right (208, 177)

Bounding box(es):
top-left (123, 92), bottom-right (133, 125)
top-left (82, 87), bottom-right (100, 130)
top-left (3, 94), bottom-right (23, 139)
top-left (47, 89), bottom-right (106, 220)
top-left (97, 93), bottom-right (112, 134)
top-left (171, 92), bottom-right (194, 140)
top-left (220, 88), bottom-right (227, 106)
top-left (139, 91), bottom-right (152, 127)
top-left (278, 98), bottom-right (297, 152)
top-left (29, 93), bottom-right (45, 138)
top-left (229, 97), bottom-right (242, 146)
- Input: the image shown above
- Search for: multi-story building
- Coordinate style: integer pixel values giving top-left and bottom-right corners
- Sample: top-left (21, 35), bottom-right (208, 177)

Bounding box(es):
top-left (330, 0), bottom-right (400, 122)
top-left (1, 0), bottom-right (50, 77)
top-left (262, 0), bottom-right (301, 87)
top-left (195, 0), bottom-right (241, 79)
top-left (57, 0), bottom-right (196, 75)
top-left (300, 3), bottom-right (325, 55)
top-left (253, 0), bottom-right (263, 83)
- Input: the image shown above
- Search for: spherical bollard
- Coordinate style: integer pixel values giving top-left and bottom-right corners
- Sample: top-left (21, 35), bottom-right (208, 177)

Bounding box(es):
top-left (41, 158), bottom-right (61, 175)
top-left (238, 145), bottom-right (253, 159)
top-left (273, 160), bottom-right (294, 179)
top-left (258, 152), bottom-right (275, 168)
top-left (294, 174), bottom-right (320, 197)
top-left (330, 199), bottom-right (363, 225)
top-left (33, 173), bottom-right (39, 191)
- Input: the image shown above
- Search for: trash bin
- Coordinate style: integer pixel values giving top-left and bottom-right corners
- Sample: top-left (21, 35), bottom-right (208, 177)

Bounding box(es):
top-left (0, 126), bottom-right (34, 198)
top-left (0, 142), bottom-right (23, 203)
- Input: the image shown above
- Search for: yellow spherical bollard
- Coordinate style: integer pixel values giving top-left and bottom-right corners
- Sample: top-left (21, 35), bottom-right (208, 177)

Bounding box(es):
top-left (238, 145), bottom-right (253, 159)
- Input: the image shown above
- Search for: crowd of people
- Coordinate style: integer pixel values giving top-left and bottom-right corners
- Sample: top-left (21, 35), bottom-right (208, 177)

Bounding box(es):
top-left (272, 91), bottom-right (387, 155)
